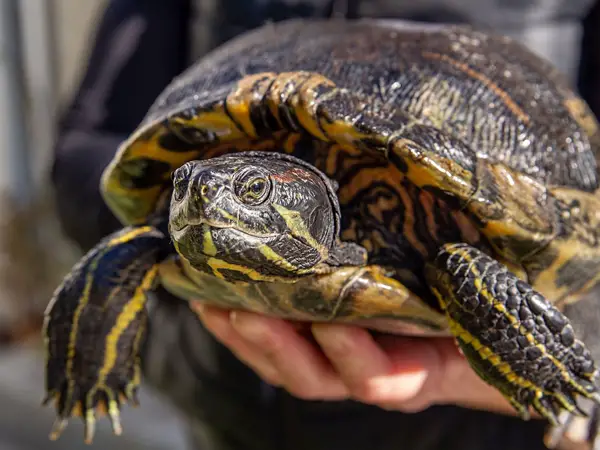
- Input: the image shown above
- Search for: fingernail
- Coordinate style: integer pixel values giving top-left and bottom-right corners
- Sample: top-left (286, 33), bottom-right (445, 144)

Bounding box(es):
top-left (367, 371), bottom-right (429, 402)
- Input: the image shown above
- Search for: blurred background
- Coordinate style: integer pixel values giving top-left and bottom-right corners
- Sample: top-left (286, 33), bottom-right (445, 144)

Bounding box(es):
top-left (0, 1), bottom-right (188, 448)
top-left (3, 1), bottom-right (600, 449)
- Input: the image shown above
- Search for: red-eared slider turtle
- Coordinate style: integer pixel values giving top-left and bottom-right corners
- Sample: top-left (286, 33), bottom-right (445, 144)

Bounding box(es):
top-left (43, 19), bottom-right (600, 448)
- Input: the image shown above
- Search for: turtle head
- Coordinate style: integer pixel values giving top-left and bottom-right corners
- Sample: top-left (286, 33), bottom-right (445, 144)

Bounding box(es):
top-left (168, 151), bottom-right (366, 282)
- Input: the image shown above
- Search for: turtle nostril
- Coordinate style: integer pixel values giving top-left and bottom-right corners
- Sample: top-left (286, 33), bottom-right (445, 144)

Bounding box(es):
top-left (204, 183), bottom-right (221, 201)
top-left (195, 171), bottom-right (223, 202)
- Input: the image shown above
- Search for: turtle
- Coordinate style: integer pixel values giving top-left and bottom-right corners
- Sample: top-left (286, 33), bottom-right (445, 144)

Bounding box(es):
top-left (42, 18), bottom-right (600, 448)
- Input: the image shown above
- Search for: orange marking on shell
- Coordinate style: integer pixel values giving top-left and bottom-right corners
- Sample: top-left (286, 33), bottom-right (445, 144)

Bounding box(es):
top-left (422, 51), bottom-right (531, 125)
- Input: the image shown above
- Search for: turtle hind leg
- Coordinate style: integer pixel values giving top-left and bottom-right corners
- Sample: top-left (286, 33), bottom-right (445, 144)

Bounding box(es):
top-left (424, 243), bottom-right (600, 443)
top-left (43, 225), bottom-right (169, 443)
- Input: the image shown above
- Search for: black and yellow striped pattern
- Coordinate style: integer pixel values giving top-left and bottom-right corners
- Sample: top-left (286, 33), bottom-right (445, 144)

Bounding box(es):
top-left (426, 243), bottom-right (600, 424)
top-left (43, 225), bottom-right (169, 443)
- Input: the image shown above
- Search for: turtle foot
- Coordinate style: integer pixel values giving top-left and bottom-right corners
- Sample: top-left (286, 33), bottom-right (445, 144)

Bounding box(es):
top-left (426, 242), bottom-right (600, 447)
top-left (42, 225), bottom-right (166, 443)
top-left (43, 380), bottom-right (140, 443)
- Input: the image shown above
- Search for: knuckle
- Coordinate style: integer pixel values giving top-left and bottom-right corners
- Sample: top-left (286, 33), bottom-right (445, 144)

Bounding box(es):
top-left (258, 339), bottom-right (285, 360)
top-left (231, 315), bottom-right (283, 351)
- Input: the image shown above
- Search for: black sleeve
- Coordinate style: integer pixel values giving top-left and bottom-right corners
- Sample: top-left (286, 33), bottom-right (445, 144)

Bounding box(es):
top-left (51, 0), bottom-right (190, 251)
top-left (578, 0), bottom-right (600, 118)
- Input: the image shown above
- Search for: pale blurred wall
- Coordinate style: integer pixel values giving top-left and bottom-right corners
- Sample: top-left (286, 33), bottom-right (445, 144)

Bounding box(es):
top-left (0, 5), bottom-right (189, 447)
top-left (0, 0), bottom-right (112, 328)
top-left (17, 0), bottom-right (108, 192)
top-left (53, 0), bottom-right (107, 102)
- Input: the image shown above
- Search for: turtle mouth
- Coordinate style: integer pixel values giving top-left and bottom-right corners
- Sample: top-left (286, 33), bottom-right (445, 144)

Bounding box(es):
top-left (169, 220), bottom-right (278, 241)
top-left (170, 221), bottom-right (278, 263)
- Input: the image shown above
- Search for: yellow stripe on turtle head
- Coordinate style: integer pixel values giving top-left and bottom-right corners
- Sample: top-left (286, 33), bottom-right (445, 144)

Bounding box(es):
top-left (272, 203), bottom-right (328, 258)
top-left (202, 229), bottom-right (218, 257)
top-left (206, 257), bottom-right (278, 281)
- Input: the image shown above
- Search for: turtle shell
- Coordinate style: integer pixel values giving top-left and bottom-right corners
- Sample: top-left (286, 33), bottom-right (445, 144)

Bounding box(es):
top-left (101, 18), bottom-right (600, 307)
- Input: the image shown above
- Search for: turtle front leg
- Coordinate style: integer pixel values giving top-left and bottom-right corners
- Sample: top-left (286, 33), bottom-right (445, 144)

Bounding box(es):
top-left (43, 225), bottom-right (169, 443)
top-left (425, 243), bottom-right (600, 446)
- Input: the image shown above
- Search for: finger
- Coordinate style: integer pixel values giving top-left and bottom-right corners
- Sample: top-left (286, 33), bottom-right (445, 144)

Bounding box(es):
top-left (230, 310), bottom-right (349, 401)
top-left (367, 335), bottom-right (443, 412)
top-left (191, 303), bottom-right (282, 386)
top-left (420, 338), bottom-right (514, 415)
top-left (313, 324), bottom-right (433, 406)
top-left (377, 336), bottom-right (514, 415)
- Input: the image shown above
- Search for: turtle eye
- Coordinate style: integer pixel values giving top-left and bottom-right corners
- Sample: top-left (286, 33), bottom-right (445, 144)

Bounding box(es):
top-left (172, 164), bottom-right (191, 202)
top-left (237, 177), bottom-right (271, 205)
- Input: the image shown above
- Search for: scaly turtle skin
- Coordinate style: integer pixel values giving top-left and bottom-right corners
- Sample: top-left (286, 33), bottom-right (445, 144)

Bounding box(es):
top-left (43, 19), bottom-right (600, 447)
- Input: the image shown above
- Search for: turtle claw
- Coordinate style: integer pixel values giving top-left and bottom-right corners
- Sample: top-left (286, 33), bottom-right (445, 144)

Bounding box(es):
top-left (110, 412), bottom-right (123, 437)
top-left (81, 396), bottom-right (126, 444)
top-left (544, 398), bottom-right (600, 449)
top-left (49, 418), bottom-right (68, 441)
top-left (106, 398), bottom-right (124, 437)
top-left (533, 395), bottom-right (560, 427)
top-left (84, 411), bottom-right (96, 445)
top-left (43, 382), bottom-right (138, 443)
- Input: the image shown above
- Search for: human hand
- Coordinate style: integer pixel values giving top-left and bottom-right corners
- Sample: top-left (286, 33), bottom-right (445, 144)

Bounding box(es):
top-left (192, 303), bottom-right (518, 416)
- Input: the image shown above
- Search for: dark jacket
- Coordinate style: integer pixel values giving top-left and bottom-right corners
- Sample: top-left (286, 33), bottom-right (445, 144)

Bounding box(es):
top-left (51, 1), bottom-right (600, 448)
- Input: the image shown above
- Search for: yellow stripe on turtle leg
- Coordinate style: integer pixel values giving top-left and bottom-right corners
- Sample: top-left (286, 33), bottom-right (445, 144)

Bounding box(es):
top-left (504, 394), bottom-right (531, 421)
top-left (427, 243), bottom-right (600, 430)
top-left (97, 265), bottom-right (158, 385)
top-left (533, 392), bottom-right (560, 426)
top-left (43, 225), bottom-right (168, 442)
